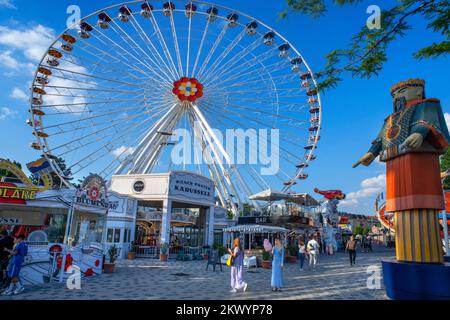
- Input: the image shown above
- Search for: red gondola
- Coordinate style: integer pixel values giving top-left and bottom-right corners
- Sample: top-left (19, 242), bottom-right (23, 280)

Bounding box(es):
top-left (296, 163), bottom-right (309, 169)
top-left (62, 34), bottom-right (76, 44)
top-left (310, 107), bottom-right (320, 114)
top-left (29, 108), bottom-right (45, 116)
top-left (33, 87), bottom-right (46, 95)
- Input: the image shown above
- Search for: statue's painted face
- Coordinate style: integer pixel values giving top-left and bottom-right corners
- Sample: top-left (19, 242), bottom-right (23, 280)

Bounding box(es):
top-left (392, 85), bottom-right (424, 112)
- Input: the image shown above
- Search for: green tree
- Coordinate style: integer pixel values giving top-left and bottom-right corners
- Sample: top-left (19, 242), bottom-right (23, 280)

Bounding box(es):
top-left (0, 159), bottom-right (22, 180)
top-left (281, 0), bottom-right (450, 91)
top-left (441, 147), bottom-right (450, 189)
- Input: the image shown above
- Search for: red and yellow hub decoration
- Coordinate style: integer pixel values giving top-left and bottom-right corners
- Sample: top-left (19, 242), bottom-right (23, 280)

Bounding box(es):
top-left (173, 77), bottom-right (204, 102)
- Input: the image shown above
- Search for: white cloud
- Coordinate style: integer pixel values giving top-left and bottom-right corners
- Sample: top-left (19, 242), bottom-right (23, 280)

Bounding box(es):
top-left (10, 87), bottom-right (28, 101)
top-left (111, 146), bottom-right (135, 159)
top-left (0, 107), bottom-right (18, 120)
top-left (0, 24), bottom-right (54, 61)
top-left (0, 0), bottom-right (16, 9)
top-left (340, 174), bottom-right (386, 207)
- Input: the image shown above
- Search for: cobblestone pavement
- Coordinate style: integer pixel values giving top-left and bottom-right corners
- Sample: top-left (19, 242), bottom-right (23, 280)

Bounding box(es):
top-left (1, 247), bottom-right (395, 300)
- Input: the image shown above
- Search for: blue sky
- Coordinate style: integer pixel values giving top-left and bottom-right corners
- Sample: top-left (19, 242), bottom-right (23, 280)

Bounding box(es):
top-left (0, 0), bottom-right (449, 215)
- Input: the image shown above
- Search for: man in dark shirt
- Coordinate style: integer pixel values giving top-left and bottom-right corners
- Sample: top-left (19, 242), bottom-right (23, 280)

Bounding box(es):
top-left (0, 231), bottom-right (14, 286)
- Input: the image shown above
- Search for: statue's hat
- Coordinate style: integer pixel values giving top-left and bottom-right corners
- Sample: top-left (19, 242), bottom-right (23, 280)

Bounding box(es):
top-left (390, 79), bottom-right (425, 96)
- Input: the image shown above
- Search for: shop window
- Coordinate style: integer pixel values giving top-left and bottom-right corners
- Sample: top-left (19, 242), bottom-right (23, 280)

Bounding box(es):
top-left (107, 229), bottom-right (114, 243)
top-left (124, 229), bottom-right (131, 243)
top-left (114, 228), bottom-right (121, 243)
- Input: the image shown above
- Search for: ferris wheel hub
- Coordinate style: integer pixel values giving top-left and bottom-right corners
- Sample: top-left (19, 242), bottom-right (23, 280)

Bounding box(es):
top-left (172, 77), bottom-right (204, 102)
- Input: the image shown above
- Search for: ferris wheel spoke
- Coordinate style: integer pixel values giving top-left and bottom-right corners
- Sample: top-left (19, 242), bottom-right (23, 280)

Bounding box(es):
top-left (76, 34), bottom-right (159, 82)
top-left (210, 73), bottom-right (299, 93)
top-left (202, 99), bottom-right (309, 121)
top-left (203, 94), bottom-right (309, 109)
top-left (125, 103), bottom-right (179, 174)
top-left (186, 14), bottom-right (193, 77)
top-left (107, 21), bottom-right (173, 86)
top-left (207, 57), bottom-right (286, 91)
top-left (168, 12), bottom-right (184, 77)
top-left (43, 84), bottom-right (144, 95)
top-left (141, 109), bottom-right (185, 174)
top-left (47, 61), bottom-right (151, 90)
top-left (88, 27), bottom-right (168, 86)
top-left (200, 29), bottom-right (247, 83)
top-left (187, 108), bottom-right (240, 212)
top-left (204, 46), bottom-right (279, 87)
top-left (200, 98), bottom-right (309, 132)
top-left (128, 14), bottom-right (178, 81)
top-left (44, 100), bottom-right (167, 137)
top-left (38, 97), bottom-right (146, 109)
top-left (49, 102), bottom-right (171, 152)
top-left (199, 100), bottom-right (309, 159)
top-left (62, 48), bottom-right (152, 84)
top-left (202, 36), bottom-right (264, 85)
top-left (200, 105), bottom-right (304, 167)
top-left (130, 110), bottom-right (182, 174)
top-left (63, 111), bottom-right (162, 174)
top-left (148, 11), bottom-right (180, 79)
top-left (191, 17), bottom-right (210, 77)
top-left (196, 23), bottom-right (228, 79)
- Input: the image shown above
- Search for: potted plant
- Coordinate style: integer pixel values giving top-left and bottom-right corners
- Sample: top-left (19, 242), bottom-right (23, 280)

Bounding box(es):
top-left (128, 241), bottom-right (136, 260)
top-left (287, 246), bottom-right (298, 263)
top-left (160, 243), bottom-right (169, 261)
top-left (261, 251), bottom-right (272, 269)
top-left (104, 245), bottom-right (119, 273)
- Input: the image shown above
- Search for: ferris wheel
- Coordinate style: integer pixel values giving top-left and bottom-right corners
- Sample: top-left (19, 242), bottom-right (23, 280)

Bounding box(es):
top-left (28, 0), bottom-right (322, 215)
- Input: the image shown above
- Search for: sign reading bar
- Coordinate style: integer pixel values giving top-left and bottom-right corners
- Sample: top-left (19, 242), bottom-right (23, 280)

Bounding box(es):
top-left (238, 215), bottom-right (310, 226)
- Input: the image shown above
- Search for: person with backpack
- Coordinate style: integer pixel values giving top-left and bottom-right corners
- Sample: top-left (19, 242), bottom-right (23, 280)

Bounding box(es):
top-left (1, 234), bottom-right (28, 296)
top-left (307, 235), bottom-right (320, 271)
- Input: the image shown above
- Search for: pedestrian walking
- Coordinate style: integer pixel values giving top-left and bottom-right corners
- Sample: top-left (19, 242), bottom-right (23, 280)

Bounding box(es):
top-left (298, 239), bottom-right (306, 271)
top-left (271, 239), bottom-right (284, 292)
top-left (227, 237), bottom-right (248, 293)
top-left (346, 235), bottom-right (357, 266)
top-left (2, 234), bottom-right (28, 296)
top-left (367, 236), bottom-right (373, 252)
top-left (0, 231), bottom-right (14, 288)
top-left (307, 235), bottom-right (320, 271)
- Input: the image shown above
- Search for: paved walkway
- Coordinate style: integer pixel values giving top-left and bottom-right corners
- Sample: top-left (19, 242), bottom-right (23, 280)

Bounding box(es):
top-left (1, 247), bottom-right (395, 300)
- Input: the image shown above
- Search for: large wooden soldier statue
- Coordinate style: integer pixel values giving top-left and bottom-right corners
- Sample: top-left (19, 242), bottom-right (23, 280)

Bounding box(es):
top-left (354, 79), bottom-right (450, 264)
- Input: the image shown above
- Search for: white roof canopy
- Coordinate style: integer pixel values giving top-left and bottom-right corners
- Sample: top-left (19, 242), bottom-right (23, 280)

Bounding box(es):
top-left (223, 224), bottom-right (290, 234)
top-left (249, 189), bottom-right (291, 202)
top-left (249, 189), bottom-right (319, 206)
